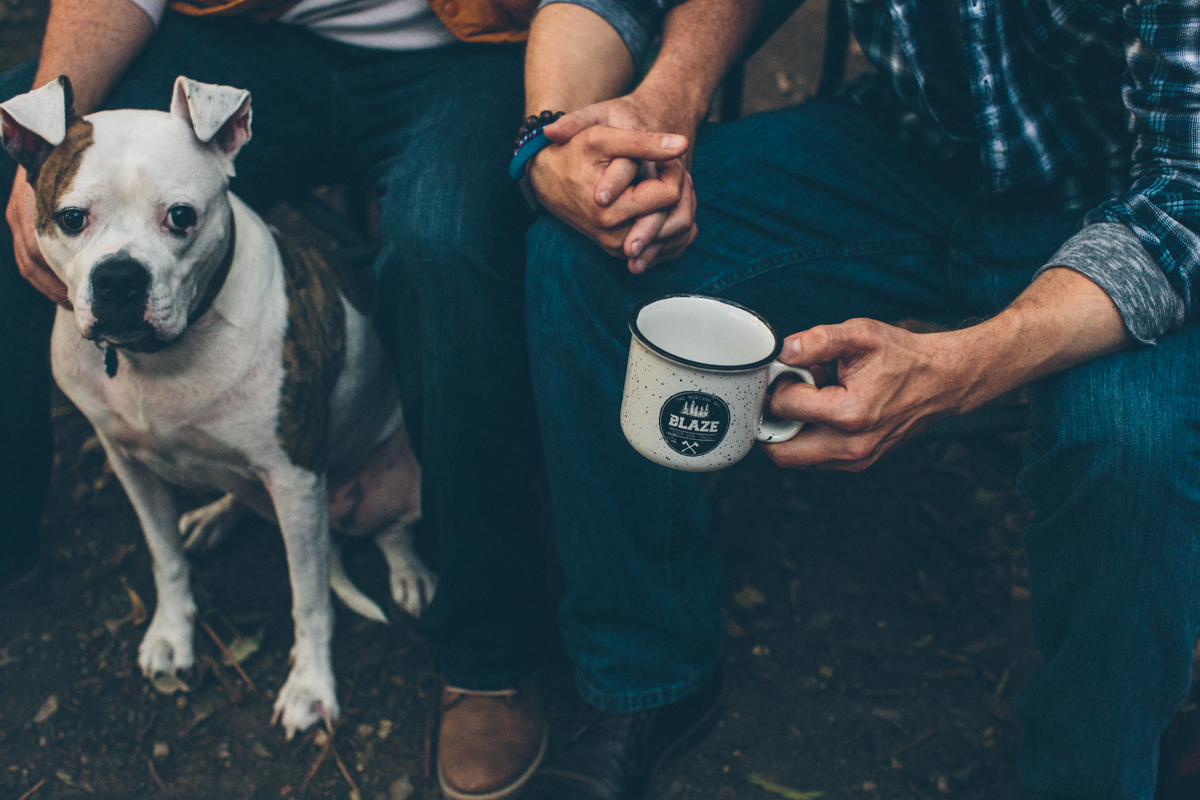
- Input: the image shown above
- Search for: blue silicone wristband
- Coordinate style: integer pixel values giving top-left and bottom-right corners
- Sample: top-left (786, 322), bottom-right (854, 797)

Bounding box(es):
top-left (508, 131), bottom-right (554, 181)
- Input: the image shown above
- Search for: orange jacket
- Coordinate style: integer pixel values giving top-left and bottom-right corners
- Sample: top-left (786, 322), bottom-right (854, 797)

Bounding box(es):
top-left (167, 0), bottom-right (537, 42)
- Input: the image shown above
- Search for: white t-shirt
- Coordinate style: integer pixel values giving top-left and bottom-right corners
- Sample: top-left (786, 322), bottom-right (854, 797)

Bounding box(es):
top-left (127, 0), bottom-right (458, 50)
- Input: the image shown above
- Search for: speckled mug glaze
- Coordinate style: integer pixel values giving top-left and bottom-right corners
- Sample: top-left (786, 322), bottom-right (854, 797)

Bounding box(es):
top-left (621, 295), bottom-right (815, 472)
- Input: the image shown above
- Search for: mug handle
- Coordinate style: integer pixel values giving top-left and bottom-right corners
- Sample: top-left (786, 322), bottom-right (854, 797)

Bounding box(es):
top-left (756, 361), bottom-right (816, 443)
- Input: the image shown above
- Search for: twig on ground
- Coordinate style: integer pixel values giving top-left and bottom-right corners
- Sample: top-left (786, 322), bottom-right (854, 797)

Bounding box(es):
top-left (198, 653), bottom-right (243, 705)
top-left (300, 727), bottom-right (336, 795)
top-left (16, 778), bottom-right (46, 800)
top-left (423, 701), bottom-right (435, 795)
top-left (332, 744), bottom-right (361, 797)
top-left (147, 758), bottom-right (168, 792)
top-left (198, 617), bottom-right (256, 691)
top-left (893, 727), bottom-right (938, 757)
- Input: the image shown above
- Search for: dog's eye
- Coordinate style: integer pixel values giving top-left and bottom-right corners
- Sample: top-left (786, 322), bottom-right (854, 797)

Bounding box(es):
top-left (55, 208), bottom-right (88, 234)
top-left (167, 205), bottom-right (197, 232)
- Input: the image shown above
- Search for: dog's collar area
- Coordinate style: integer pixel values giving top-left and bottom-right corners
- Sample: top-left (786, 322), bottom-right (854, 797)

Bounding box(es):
top-left (100, 217), bottom-right (237, 377)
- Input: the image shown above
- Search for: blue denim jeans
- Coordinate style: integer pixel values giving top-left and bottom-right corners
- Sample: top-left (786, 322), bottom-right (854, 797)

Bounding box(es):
top-left (0, 13), bottom-right (545, 689)
top-left (526, 98), bottom-right (1200, 798)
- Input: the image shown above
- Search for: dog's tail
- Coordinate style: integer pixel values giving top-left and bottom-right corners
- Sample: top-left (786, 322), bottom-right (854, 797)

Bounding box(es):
top-left (329, 542), bottom-right (389, 624)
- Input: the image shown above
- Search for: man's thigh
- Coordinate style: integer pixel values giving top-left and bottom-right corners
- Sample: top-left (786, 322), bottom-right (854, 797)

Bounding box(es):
top-left (350, 42), bottom-right (528, 285)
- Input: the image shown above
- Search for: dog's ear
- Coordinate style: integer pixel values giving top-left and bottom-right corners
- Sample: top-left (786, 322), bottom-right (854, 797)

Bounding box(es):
top-left (170, 76), bottom-right (252, 175)
top-left (0, 76), bottom-right (76, 182)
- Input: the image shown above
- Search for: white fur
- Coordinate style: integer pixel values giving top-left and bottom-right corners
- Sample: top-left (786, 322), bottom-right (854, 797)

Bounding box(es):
top-left (11, 78), bottom-right (433, 739)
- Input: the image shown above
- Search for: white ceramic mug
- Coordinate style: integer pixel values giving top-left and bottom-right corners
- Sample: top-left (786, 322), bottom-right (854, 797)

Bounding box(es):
top-left (620, 294), bottom-right (814, 472)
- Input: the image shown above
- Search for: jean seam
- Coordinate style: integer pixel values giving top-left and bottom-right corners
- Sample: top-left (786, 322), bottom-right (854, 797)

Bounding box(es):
top-left (574, 661), bottom-right (718, 712)
top-left (698, 235), bottom-right (944, 296)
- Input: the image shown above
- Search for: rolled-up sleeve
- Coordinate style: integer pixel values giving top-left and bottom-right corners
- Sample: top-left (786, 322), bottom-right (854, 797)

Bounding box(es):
top-left (1081, 0), bottom-right (1200, 335)
top-left (534, 0), bottom-right (683, 66)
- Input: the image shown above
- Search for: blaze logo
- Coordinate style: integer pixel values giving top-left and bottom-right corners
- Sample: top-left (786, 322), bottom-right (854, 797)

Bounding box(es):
top-left (659, 391), bottom-right (730, 457)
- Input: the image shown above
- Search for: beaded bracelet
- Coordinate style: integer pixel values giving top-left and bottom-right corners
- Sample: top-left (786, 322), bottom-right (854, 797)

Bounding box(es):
top-left (508, 110), bottom-right (564, 182)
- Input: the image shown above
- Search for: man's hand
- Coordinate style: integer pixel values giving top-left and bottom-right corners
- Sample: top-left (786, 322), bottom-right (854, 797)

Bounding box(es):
top-left (758, 268), bottom-right (1134, 472)
top-left (536, 95), bottom-right (699, 273)
top-left (528, 124), bottom-right (692, 271)
top-left (7, 169), bottom-right (67, 304)
top-left (761, 320), bottom-right (967, 471)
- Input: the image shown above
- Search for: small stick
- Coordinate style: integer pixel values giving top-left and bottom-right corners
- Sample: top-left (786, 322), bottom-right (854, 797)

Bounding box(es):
top-left (423, 702), bottom-right (435, 795)
top-left (215, 610), bottom-right (239, 640)
top-left (147, 758), bottom-right (168, 792)
top-left (16, 778), bottom-right (46, 800)
top-left (198, 618), bottom-right (256, 691)
top-left (198, 653), bottom-right (243, 705)
top-left (332, 744), bottom-right (360, 797)
top-left (300, 730), bottom-right (335, 795)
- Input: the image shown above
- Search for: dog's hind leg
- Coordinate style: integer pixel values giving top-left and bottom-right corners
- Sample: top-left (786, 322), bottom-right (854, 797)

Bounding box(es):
top-left (99, 436), bottom-right (197, 679)
top-left (376, 521), bottom-right (437, 618)
top-left (179, 493), bottom-right (246, 553)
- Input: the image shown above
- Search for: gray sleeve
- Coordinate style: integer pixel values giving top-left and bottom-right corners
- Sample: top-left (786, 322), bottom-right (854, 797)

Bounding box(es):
top-left (1033, 221), bottom-right (1186, 346)
top-left (535, 0), bottom-right (656, 67)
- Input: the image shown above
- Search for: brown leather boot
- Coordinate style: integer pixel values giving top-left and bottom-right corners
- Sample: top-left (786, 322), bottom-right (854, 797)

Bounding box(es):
top-left (438, 676), bottom-right (548, 800)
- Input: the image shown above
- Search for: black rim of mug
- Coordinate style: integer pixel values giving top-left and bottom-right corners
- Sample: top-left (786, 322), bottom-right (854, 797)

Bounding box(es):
top-left (628, 293), bottom-right (783, 373)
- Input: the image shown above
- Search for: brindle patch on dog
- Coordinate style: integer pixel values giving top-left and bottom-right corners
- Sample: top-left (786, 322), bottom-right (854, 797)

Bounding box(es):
top-left (276, 238), bottom-right (347, 473)
top-left (33, 117), bottom-right (93, 234)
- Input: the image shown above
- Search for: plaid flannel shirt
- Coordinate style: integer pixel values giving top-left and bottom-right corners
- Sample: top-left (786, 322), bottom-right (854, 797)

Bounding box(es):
top-left (542, 0), bottom-right (1195, 341)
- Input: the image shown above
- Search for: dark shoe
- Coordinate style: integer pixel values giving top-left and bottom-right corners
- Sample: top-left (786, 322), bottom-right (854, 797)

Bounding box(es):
top-left (438, 676), bottom-right (549, 800)
top-left (524, 674), bottom-right (724, 800)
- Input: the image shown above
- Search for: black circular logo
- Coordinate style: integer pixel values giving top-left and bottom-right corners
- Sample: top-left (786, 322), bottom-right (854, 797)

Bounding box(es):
top-left (659, 392), bottom-right (730, 457)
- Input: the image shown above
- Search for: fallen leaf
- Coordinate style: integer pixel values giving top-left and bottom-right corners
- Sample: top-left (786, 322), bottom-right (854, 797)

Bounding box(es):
top-left (733, 586), bottom-right (767, 611)
top-left (748, 773), bottom-right (824, 799)
top-left (389, 776), bottom-right (414, 800)
top-left (34, 695), bottom-right (59, 723)
top-left (224, 627), bottom-right (264, 666)
top-left (153, 743), bottom-right (170, 759)
top-left (151, 674), bottom-right (190, 695)
top-left (122, 579), bottom-right (147, 626)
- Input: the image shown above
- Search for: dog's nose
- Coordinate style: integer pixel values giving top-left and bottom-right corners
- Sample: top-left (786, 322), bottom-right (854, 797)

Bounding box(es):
top-left (91, 257), bottom-right (150, 307)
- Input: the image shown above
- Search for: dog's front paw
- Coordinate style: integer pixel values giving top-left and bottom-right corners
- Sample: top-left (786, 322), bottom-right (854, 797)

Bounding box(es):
top-left (390, 563), bottom-right (437, 618)
top-left (179, 493), bottom-right (243, 553)
top-left (138, 610), bottom-right (195, 677)
top-left (272, 663), bottom-right (339, 739)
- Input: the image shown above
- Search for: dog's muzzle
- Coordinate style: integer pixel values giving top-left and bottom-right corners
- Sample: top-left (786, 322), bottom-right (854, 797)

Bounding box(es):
top-left (89, 255), bottom-right (153, 341)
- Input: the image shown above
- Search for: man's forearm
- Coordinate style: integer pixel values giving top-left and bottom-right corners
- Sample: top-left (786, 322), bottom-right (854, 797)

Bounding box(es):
top-left (949, 268), bottom-right (1133, 412)
top-left (524, 4), bottom-right (634, 117)
top-left (633, 0), bottom-right (762, 133)
top-left (525, 0), bottom-right (761, 133)
top-left (34, 0), bottom-right (155, 114)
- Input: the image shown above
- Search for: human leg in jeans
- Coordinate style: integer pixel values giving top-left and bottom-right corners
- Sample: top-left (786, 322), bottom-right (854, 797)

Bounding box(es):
top-left (346, 41), bottom-right (550, 798)
top-left (525, 97), bottom-right (1197, 798)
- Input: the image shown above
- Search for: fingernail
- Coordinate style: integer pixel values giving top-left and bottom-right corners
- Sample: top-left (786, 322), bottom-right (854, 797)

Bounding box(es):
top-left (783, 339), bottom-right (800, 358)
top-left (629, 239), bottom-right (643, 257)
top-left (661, 135), bottom-right (686, 149)
top-left (599, 190), bottom-right (612, 205)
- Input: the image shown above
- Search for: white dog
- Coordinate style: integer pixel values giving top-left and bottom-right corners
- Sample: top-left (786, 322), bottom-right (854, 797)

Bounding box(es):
top-left (0, 76), bottom-right (436, 737)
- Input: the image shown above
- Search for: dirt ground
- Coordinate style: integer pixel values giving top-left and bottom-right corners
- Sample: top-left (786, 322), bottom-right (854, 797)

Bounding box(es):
top-left (1, 5), bottom-right (1040, 800)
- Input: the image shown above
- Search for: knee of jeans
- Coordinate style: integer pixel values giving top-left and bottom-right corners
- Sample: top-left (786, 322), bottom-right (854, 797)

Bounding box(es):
top-left (526, 216), bottom-right (626, 361)
top-left (1020, 353), bottom-right (1190, 512)
top-left (375, 173), bottom-right (527, 289)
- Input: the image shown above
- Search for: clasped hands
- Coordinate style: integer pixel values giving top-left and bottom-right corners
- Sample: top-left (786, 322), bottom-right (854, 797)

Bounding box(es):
top-left (527, 94), bottom-right (699, 274)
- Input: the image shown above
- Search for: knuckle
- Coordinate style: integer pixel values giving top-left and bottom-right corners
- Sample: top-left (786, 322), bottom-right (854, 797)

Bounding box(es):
top-left (845, 440), bottom-right (876, 462)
